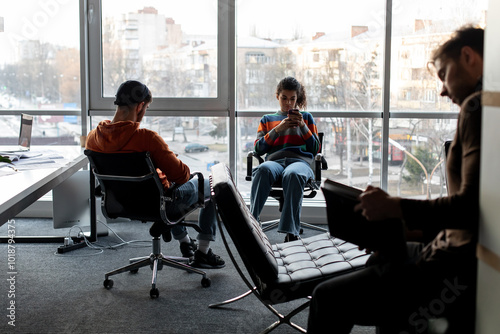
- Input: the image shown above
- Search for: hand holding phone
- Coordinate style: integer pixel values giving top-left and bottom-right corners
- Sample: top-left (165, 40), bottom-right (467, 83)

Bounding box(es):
top-left (286, 108), bottom-right (302, 128)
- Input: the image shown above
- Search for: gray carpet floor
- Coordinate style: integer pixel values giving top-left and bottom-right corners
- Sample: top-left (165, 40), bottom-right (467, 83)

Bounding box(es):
top-left (0, 218), bottom-right (376, 334)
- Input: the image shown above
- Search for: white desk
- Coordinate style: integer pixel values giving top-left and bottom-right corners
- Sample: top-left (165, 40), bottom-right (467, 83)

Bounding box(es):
top-left (0, 146), bottom-right (94, 246)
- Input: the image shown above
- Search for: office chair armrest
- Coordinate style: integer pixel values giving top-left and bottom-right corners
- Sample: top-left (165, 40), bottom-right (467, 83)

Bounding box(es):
top-left (314, 154), bottom-right (323, 183)
top-left (313, 153), bottom-right (328, 183)
top-left (246, 152), bottom-right (254, 181)
top-left (321, 155), bottom-right (328, 170)
top-left (190, 172), bottom-right (205, 208)
top-left (165, 172), bottom-right (205, 208)
top-left (246, 152), bottom-right (264, 181)
top-left (161, 172), bottom-right (205, 232)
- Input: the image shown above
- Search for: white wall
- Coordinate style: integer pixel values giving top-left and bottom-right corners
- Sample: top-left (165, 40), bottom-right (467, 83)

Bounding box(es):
top-left (476, 1), bottom-right (500, 332)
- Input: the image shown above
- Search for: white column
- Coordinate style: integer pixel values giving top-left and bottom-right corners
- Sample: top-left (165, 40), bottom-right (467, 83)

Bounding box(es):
top-left (476, 1), bottom-right (500, 332)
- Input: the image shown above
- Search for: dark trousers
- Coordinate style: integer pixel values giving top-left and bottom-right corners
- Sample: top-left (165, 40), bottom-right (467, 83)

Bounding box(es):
top-left (307, 243), bottom-right (477, 334)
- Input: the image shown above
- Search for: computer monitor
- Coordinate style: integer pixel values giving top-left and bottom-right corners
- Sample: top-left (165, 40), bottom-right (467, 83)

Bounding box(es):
top-left (19, 113), bottom-right (33, 149)
top-left (0, 114), bottom-right (33, 152)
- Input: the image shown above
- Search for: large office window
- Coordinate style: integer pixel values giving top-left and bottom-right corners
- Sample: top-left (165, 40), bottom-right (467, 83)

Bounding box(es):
top-left (0, 1), bottom-right (81, 146)
top-left (88, 0), bottom-right (228, 111)
top-left (101, 0), bottom-right (217, 99)
top-left (1, 0), bottom-right (489, 205)
top-left (88, 0), bottom-right (229, 179)
top-left (235, 0), bottom-right (386, 198)
top-left (387, 0), bottom-right (487, 198)
top-left (235, 0), bottom-right (487, 199)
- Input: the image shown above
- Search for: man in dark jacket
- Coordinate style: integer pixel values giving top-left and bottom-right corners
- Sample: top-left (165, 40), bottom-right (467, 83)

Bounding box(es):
top-left (308, 26), bottom-right (484, 334)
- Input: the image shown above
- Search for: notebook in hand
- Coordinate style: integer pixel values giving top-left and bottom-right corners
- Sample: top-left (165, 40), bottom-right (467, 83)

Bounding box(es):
top-left (321, 179), bottom-right (405, 251)
top-left (0, 114), bottom-right (33, 153)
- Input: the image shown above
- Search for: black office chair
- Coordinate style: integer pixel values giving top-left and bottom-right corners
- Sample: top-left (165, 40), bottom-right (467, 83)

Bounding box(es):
top-left (84, 150), bottom-right (211, 298)
top-left (246, 132), bottom-right (328, 233)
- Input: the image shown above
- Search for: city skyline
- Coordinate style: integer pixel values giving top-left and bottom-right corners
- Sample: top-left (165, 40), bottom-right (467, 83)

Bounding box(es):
top-left (0, 0), bottom-right (487, 58)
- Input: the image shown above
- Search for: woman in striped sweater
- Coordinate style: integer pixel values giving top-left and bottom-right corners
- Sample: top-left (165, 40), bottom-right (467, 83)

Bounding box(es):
top-left (250, 77), bottom-right (321, 242)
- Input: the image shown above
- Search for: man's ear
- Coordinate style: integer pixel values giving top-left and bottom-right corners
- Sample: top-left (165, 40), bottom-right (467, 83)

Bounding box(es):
top-left (135, 101), bottom-right (146, 118)
top-left (135, 102), bottom-right (145, 113)
top-left (461, 46), bottom-right (477, 66)
top-left (461, 46), bottom-right (483, 77)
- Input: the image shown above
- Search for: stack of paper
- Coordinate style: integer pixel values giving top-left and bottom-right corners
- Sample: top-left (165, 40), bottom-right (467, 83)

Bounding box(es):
top-left (0, 150), bottom-right (69, 173)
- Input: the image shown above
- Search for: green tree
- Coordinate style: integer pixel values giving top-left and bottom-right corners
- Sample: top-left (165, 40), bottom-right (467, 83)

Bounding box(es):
top-left (209, 118), bottom-right (227, 143)
top-left (403, 145), bottom-right (439, 186)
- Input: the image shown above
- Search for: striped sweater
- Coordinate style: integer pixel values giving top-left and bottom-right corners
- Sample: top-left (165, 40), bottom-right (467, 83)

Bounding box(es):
top-left (254, 110), bottom-right (320, 164)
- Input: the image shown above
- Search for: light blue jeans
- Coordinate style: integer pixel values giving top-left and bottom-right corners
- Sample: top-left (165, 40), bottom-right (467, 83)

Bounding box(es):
top-left (250, 158), bottom-right (314, 236)
top-left (166, 177), bottom-right (217, 242)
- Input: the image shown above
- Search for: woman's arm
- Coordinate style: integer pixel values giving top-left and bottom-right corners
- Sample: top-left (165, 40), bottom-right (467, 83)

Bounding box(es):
top-left (301, 112), bottom-right (320, 155)
top-left (254, 114), bottom-right (284, 155)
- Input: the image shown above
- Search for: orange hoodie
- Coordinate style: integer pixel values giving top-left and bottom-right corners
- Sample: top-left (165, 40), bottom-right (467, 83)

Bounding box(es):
top-left (86, 120), bottom-right (190, 189)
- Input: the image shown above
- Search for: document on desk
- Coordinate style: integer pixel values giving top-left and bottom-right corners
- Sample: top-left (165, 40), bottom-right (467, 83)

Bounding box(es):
top-left (0, 154), bottom-right (20, 174)
top-left (0, 151), bottom-right (42, 161)
top-left (1, 150), bottom-right (69, 172)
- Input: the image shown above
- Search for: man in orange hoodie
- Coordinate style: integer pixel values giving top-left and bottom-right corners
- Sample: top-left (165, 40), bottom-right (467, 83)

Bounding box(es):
top-left (86, 80), bottom-right (225, 269)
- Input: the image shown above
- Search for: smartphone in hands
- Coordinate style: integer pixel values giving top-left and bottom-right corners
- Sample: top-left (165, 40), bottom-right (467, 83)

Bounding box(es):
top-left (287, 108), bottom-right (300, 128)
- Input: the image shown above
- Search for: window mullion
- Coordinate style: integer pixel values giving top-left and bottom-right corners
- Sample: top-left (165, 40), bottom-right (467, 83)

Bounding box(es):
top-left (381, 0), bottom-right (393, 191)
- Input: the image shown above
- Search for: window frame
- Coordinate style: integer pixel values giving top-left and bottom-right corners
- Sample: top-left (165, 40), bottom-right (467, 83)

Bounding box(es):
top-left (85, 0), bottom-right (462, 191)
top-left (1, 0), bottom-right (464, 194)
top-left (4, 0), bottom-right (487, 222)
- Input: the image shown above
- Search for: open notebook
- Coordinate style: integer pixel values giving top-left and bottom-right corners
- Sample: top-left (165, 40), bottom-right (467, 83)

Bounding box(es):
top-left (321, 179), bottom-right (406, 251)
top-left (0, 114), bottom-right (33, 153)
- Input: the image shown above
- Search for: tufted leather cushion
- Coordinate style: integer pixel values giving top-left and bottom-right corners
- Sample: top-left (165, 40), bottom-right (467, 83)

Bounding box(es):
top-left (268, 233), bottom-right (369, 303)
top-left (210, 163), bottom-right (370, 304)
top-left (274, 233), bottom-right (369, 282)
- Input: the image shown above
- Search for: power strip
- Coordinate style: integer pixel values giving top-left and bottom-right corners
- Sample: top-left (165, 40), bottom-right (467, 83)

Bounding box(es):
top-left (56, 237), bottom-right (87, 254)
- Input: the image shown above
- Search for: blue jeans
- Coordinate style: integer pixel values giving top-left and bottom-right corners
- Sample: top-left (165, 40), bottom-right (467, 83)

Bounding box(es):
top-left (166, 177), bottom-right (217, 242)
top-left (250, 158), bottom-right (314, 236)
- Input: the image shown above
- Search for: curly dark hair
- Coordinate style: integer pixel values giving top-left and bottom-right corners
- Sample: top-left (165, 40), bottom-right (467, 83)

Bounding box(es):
top-left (428, 26), bottom-right (484, 70)
top-left (275, 76), bottom-right (307, 110)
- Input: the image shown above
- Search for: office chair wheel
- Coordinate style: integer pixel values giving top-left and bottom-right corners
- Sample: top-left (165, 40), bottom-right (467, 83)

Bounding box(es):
top-left (150, 288), bottom-right (160, 298)
top-left (201, 277), bottom-right (211, 288)
top-left (130, 269), bottom-right (139, 274)
top-left (103, 279), bottom-right (114, 289)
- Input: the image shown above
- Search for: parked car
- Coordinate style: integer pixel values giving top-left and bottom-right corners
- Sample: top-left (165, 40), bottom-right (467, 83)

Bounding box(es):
top-left (184, 143), bottom-right (209, 153)
top-left (242, 141), bottom-right (254, 152)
